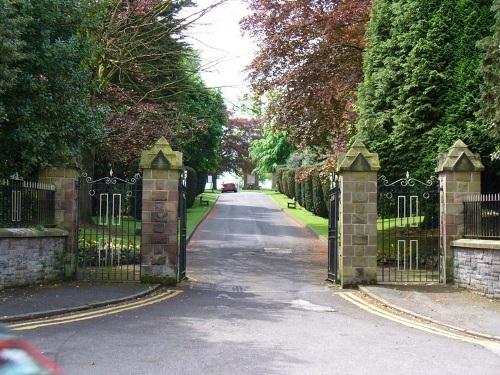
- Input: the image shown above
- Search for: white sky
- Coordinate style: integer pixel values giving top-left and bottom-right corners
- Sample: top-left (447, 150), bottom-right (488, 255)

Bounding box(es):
top-left (183, 0), bottom-right (256, 111)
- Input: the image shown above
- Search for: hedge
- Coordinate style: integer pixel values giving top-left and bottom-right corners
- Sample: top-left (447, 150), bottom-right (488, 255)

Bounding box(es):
top-left (321, 178), bottom-right (331, 215)
top-left (185, 166), bottom-right (198, 209)
top-left (312, 173), bottom-right (328, 218)
top-left (286, 169), bottom-right (295, 199)
top-left (196, 171), bottom-right (208, 196)
top-left (276, 167), bottom-right (286, 194)
top-left (295, 179), bottom-right (302, 206)
top-left (303, 177), bottom-right (313, 212)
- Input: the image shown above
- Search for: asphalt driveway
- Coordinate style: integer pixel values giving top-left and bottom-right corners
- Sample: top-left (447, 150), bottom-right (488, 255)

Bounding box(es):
top-left (18, 192), bottom-right (500, 374)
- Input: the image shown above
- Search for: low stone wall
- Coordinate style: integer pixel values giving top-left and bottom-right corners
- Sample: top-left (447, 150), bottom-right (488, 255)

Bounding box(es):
top-left (0, 228), bottom-right (68, 289)
top-left (452, 239), bottom-right (500, 298)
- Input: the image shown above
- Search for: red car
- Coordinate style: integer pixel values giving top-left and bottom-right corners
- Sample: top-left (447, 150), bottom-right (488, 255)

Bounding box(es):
top-left (221, 182), bottom-right (237, 193)
top-left (0, 325), bottom-right (64, 374)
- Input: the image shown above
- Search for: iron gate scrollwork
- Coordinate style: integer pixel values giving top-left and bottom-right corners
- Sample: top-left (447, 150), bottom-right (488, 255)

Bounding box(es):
top-left (377, 172), bottom-right (441, 283)
top-left (77, 169), bottom-right (142, 281)
top-left (327, 173), bottom-right (340, 283)
top-left (178, 170), bottom-right (187, 280)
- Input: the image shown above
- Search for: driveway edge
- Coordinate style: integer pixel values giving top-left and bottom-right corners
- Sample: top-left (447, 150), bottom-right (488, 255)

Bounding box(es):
top-left (0, 284), bottom-right (161, 323)
top-left (276, 206), bottom-right (327, 243)
top-left (358, 285), bottom-right (500, 342)
top-left (187, 193), bottom-right (221, 245)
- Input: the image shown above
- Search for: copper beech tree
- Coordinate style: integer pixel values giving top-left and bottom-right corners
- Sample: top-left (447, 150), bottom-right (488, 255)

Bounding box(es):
top-left (242, 0), bottom-right (371, 162)
top-left (220, 117), bottom-right (263, 180)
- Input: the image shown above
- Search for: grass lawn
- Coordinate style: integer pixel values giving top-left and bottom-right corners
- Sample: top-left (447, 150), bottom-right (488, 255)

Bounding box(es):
top-left (187, 190), bottom-right (221, 237)
top-left (263, 190), bottom-right (328, 239)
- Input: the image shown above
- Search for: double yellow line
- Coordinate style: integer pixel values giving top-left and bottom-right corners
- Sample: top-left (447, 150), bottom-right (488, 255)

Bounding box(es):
top-left (8, 290), bottom-right (182, 331)
top-left (339, 291), bottom-right (500, 354)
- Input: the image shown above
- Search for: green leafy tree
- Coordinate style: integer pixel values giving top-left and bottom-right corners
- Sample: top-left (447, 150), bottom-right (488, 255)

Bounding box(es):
top-left (0, 0), bottom-right (24, 122)
top-left (249, 126), bottom-right (294, 175)
top-left (0, 0), bottom-right (104, 176)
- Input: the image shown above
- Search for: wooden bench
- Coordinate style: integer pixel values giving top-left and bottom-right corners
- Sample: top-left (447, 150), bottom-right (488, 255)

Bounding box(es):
top-left (287, 199), bottom-right (297, 209)
top-left (199, 196), bottom-right (209, 206)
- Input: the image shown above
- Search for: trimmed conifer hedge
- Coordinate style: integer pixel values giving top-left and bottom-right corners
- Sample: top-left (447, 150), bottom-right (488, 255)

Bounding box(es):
top-left (185, 166), bottom-right (198, 209)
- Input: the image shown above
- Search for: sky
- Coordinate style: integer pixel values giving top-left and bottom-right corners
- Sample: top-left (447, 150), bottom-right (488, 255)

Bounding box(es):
top-left (182, 0), bottom-right (256, 112)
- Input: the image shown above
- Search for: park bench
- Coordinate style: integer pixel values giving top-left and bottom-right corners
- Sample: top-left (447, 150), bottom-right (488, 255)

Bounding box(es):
top-left (199, 195), bottom-right (209, 206)
top-left (287, 198), bottom-right (297, 209)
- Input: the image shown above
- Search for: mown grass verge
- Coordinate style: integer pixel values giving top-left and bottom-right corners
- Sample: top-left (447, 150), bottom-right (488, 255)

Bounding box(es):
top-left (187, 190), bottom-right (221, 237)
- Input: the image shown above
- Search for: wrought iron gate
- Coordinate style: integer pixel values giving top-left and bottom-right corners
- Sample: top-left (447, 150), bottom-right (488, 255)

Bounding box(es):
top-left (327, 175), bottom-right (340, 283)
top-left (177, 171), bottom-right (187, 280)
top-left (76, 170), bottom-right (142, 281)
top-left (377, 172), bottom-right (441, 283)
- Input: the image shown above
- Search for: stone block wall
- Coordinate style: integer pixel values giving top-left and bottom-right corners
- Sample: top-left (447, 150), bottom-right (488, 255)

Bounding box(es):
top-left (0, 228), bottom-right (68, 289)
top-left (452, 239), bottom-right (500, 298)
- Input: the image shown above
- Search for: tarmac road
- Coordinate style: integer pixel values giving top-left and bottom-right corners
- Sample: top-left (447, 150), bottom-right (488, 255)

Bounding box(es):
top-left (19, 192), bottom-right (500, 374)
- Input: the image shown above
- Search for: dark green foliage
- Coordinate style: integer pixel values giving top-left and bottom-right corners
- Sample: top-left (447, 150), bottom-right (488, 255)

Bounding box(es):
top-left (321, 178), bottom-right (331, 215)
top-left (195, 171), bottom-right (208, 196)
top-left (0, 0), bottom-right (24, 122)
top-left (185, 166), bottom-right (198, 209)
top-left (280, 168), bottom-right (289, 197)
top-left (301, 180), bottom-right (306, 208)
top-left (295, 178), bottom-right (302, 206)
top-left (303, 177), bottom-right (314, 213)
top-left (286, 169), bottom-right (295, 199)
top-left (0, 0), bottom-right (104, 177)
top-left (356, 0), bottom-right (496, 183)
top-left (276, 167), bottom-right (286, 193)
top-left (312, 173), bottom-right (328, 218)
top-left (479, 0), bottom-right (500, 142)
top-left (478, 0), bottom-right (500, 190)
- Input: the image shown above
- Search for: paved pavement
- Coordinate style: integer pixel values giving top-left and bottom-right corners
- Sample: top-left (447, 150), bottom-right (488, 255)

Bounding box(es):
top-left (0, 282), bottom-right (155, 321)
top-left (17, 192), bottom-right (500, 374)
top-left (361, 284), bottom-right (500, 338)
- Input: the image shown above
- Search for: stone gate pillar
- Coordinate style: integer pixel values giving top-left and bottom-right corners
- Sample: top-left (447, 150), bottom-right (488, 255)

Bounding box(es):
top-left (436, 140), bottom-right (483, 283)
top-left (139, 137), bottom-right (183, 284)
top-left (38, 165), bottom-right (79, 277)
top-left (337, 139), bottom-right (380, 287)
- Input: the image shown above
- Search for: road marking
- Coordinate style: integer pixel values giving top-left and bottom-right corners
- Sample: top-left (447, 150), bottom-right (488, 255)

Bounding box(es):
top-left (8, 290), bottom-right (182, 331)
top-left (338, 292), bottom-right (500, 355)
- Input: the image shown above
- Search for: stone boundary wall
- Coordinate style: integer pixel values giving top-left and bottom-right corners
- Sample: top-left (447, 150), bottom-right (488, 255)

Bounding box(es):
top-left (452, 239), bottom-right (499, 299)
top-left (0, 228), bottom-right (67, 289)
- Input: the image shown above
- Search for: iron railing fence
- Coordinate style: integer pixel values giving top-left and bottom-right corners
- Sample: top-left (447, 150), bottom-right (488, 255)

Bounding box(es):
top-left (463, 194), bottom-right (500, 240)
top-left (0, 178), bottom-right (56, 228)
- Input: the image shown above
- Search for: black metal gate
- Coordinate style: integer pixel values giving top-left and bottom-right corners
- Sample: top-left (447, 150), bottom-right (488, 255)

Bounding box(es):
top-left (76, 170), bottom-right (142, 281)
top-left (327, 175), bottom-right (340, 283)
top-left (177, 172), bottom-right (187, 280)
top-left (377, 172), bottom-right (441, 283)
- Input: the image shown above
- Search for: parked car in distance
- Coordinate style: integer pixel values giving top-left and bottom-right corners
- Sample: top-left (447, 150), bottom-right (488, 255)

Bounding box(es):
top-left (221, 181), bottom-right (237, 193)
top-left (0, 325), bottom-right (64, 374)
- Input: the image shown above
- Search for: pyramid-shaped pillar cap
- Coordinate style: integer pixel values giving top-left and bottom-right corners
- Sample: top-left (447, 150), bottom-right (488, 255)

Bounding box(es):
top-left (336, 139), bottom-right (380, 172)
top-left (436, 139), bottom-right (484, 173)
top-left (139, 137), bottom-right (183, 170)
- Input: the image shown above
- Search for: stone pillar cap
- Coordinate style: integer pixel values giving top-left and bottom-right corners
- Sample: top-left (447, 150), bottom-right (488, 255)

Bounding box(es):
top-left (436, 139), bottom-right (484, 172)
top-left (139, 137), bottom-right (183, 170)
top-left (336, 139), bottom-right (380, 172)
